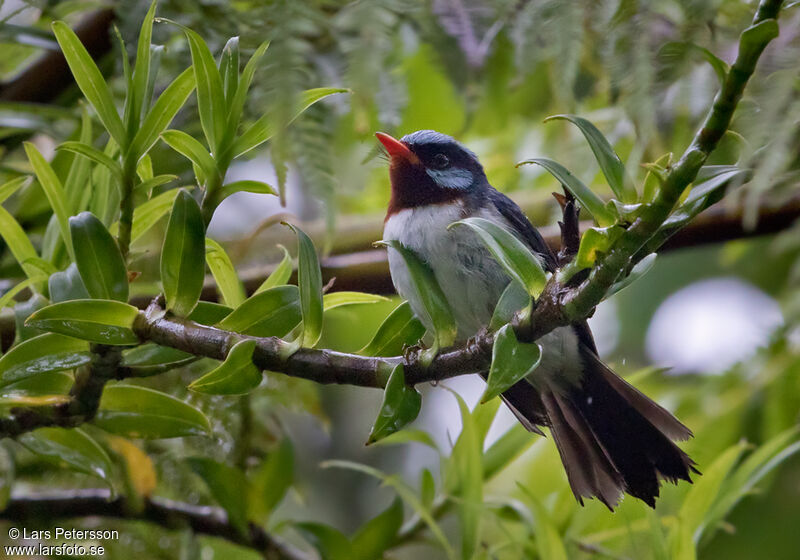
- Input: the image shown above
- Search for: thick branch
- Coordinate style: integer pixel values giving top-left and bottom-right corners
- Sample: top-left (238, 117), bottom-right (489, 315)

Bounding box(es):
top-left (0, 489), bottom-right (309, 560)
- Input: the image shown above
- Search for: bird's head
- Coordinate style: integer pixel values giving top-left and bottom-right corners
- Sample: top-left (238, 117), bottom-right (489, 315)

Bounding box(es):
top-left (376, 130), bottom-right (487, 216)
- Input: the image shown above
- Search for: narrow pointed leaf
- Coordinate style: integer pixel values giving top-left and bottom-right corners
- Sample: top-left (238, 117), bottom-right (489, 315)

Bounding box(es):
top-left (129, 188), bottom-right (181, 242)
top-left (218, 285), bottom-right (301, 338)
top-left (489, 281), bottom-right (530, 331)
top-left (70, 212), bottom-right (129, 301)
top-left (367, 365), bottom-right (421, 444)
top-left (450, 217), bottom-right (547, 297)
top-left (20, 427), bottom-right (112, 482)
top-left (205, 238), bottom-right (245, 308)
top-left (233, 88), bottom-right (348, 157)
top-left (24, 142), bottom-right (74, 261)
top-left (220, 36), bottom-right (240, 107)
top-left (130, 67), bottom-right (195, 160)
top-left (187, 457), bottom-right (249, 537)
top-left (448, 392), bottom-right (483, 560)
top-left (161, 129), bottom-right (217, 181)
top-left (129, 0), bottom-right (157, 132)
top-left (0, 205), bottom-right (40, 280)
top-left (0, 277), bottom-right (48, 311)
top-left (518, 158), bottom-right (615, 226)
top-left (517, 484), bottom-right (569, 560)
top-left (249, 438), bottom-right (293, 520)
top-left (545, 114), bottom-right (636, 202)
top-left (95, 385), bottom-right (211, 438)
top-left (161, 190), bottom-right (206, 316)
top-left (254, 245), bottom-right (292, 293)
top-left (52, 21), bottom-right (126, 148)
top-left (56, 141), bottom-right (122, 181)
top-left (323, 292), bottom-right (388, 311)
top-left (227, 41), bottom-right (269, 138)
top-left (189, 339), bottom-right (261, 395)
top-left (25, 299), bottom-right (139, 345)
top-left (351, 497), bottom-right (404, 560)
top-left (136, 174), bottom-right (177, 193)
top-left (221, 180), bottom-right (276, 198)
top-left (359, 301), bottom-right (425, 357)
top-left (0, 333), bottom-right (90, 387)
top-left (482, 324), bottom-right (542, 403)
top-left (0, 175), bottom-right (30, 204)
top-left (287, 225), bottom-right (323, 347)
top-left (378, 240), bottom-right (457, 349)
top-left (180, 25), bottom-right (226, 152)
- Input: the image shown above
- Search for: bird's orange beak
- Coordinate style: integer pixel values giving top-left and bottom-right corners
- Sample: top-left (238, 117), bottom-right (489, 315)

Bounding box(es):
top-left (376, 132), bottom-right (420, 165)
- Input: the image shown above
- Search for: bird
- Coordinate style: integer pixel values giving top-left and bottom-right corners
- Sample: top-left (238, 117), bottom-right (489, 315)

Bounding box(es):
top-left (376, 129), bottom-right (696, 510)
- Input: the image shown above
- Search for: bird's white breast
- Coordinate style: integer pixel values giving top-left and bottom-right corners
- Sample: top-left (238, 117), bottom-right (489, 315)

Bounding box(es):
top-left (383, 201), bottom-right (583, 387)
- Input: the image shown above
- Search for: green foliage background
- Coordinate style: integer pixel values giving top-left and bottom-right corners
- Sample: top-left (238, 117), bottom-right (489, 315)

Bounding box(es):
top-left (0, 1), bottom-right (798, 559)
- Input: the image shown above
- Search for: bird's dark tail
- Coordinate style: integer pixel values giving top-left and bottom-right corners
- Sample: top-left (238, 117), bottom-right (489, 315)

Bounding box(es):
top-left (499, 348), bottom-right (697, 510)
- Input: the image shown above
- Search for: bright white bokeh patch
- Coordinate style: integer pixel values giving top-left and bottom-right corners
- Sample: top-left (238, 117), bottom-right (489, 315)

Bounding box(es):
top-left (646, 277), bottom-right (783, 374)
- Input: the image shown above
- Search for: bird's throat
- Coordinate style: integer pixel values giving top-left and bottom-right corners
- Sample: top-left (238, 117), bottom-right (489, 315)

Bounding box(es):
top-left (386, 161), bottom-right (463, 219)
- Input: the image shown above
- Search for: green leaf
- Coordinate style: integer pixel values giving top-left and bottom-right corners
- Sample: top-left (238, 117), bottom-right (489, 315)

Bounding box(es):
top-left (48, 263), bottom-right (90, 302)
top-left (670, 441), bottom-right (747, 556)
top-left (702, 428), bottom-right (800, 546)
top-left (482, 324), bottom-right (542, 403)
top-left (370, 428), bottom-right (439, 451)
top-left (205, 238), bottom-right (245, 308)
top-left (359, 301), bottom-right (425, 357)
top-left (447, 392), bottom-right (483, 560)
top-left (449, 217), bottom-right (547, 297)
top-left (161, 190), bottom-right (206, 316)
top-left (482, 424), bottom-right (533, 480)
top-left (226, 41), bottom-right (269, 141)
top-left (189, 339), bottom-right (261, 395)
top-left (0, 333), bottom-right (90, 387)
top-left (56, 141), bottom-right (122, 182)
top-left (188, 301), bottom-right (233, 325)
top-left (322, 460), bottom-right (455, 560)
top-left (179, 25), bottom-right (226, 152)
top-left (517, 483), bottom-right (569, 560)
top-left (517, 158), bottom-right (615, 226)
top-left (544, 114), bottom-right (636, 202)
top-left (26, 299), bottom-right (139, 345)
top-left (219, 36), bottom-right (240, 106)
top-left (367, 365), bottom-right (422, 444)
top-left (249, 438), bottom-right (293, 520)
top-left (19, 427), bottom-right (112, 482)
top-left (294, 523), bottom-right (353, 560)
top-left (420, 468), bottom-right (436, 509)
top-left (0, 277), bottom-right (48, 311)
top-left (575, 225), bottom-right (625, 269)
top-left (378, 240), bottom-right (457, 350)
top-left (659, 41), bottom-right (728, 87)
top-left (217, 285), bottom-right (301, 338)
top-left (136, 174), bottom-right (177, 194)
top-left (187, 457), bottom-right (250, 536)
top-left (0, 204), bottom-right (40, 280)
top-left (161, 129), bottom-right (217, 182)
top-left (122, 344), bottom-right (193, 368)
top-left (489, 281), bottom-right (530, 331)
top-left (130, 67), bottom-right (195, 161)
top-left (642, 153), bottom-right (672, 202)
top-left (129, 0), bottom-right (157, 132)
top-left (51, 21), bottom-right (127, 149)
top-left (129, 188), bottom-right (181, 242)
top-left (287, 225), bottom-right (323, 347)
top-left (607, 253), bottom-right (657, 298)
top-left (323, 292), bottom-right (388, 311)
top-left (24, 142), bottom-right (74, 262)
top-left (351, 497), bottom-right (404, 560)
top-left (0, 175), bottom-right (31, 205)
top-left (233, 87), bottom-right (348, 157)
top-left (221, 180), bottom-right (276, 198)
top-left (70, 212), bottom-right (129, 301)
top-left (254, 245), bottom-right (292, 293)
top-left (95, 385), bottom-right (211, 439)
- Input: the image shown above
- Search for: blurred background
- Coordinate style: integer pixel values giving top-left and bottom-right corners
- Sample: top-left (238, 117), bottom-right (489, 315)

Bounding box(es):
top-left (1, 0), bottom-right (799, 559)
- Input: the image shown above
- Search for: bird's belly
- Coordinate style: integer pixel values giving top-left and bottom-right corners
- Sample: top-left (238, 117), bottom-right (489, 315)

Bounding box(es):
top-left (384, 203), bottom-right (583, 387)
top-left (384, 203), bottom-right (512, 340)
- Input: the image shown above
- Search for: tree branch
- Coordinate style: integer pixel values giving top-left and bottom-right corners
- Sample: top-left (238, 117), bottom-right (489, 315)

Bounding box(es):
top-left (0, 489), bottom-right (310, 560)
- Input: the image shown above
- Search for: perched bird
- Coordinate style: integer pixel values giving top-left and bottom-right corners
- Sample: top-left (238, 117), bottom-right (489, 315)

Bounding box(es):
top-left (377, 129), bottom-right (696, 509)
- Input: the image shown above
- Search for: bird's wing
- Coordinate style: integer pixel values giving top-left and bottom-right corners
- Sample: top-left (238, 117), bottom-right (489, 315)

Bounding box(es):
top-left (487, 187), bottom-right (558, 271)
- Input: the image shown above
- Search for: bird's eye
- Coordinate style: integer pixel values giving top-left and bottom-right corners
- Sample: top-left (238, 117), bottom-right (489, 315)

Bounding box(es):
top-left (431, 153), bottom-right (450, 169)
